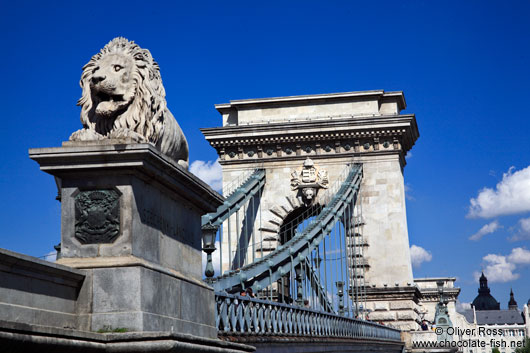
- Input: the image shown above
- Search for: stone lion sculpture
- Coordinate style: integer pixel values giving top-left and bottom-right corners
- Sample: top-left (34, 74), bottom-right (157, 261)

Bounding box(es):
top-left (70, 37), bottom-right (189, 168)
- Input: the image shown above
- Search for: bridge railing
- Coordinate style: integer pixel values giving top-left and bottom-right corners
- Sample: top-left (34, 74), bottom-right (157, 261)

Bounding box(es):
top-left (215, 292), bottom-right (401, 341)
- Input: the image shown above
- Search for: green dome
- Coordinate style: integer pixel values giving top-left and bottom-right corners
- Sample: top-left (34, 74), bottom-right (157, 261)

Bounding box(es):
top-left (472, 272), bottom-right (500, 311)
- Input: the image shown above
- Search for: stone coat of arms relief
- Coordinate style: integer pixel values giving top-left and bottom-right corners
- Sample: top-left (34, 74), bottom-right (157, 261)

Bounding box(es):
top-left (74, 189), bottom-right (121, 244)
top-left (290, 158), bottom-right (329, 205)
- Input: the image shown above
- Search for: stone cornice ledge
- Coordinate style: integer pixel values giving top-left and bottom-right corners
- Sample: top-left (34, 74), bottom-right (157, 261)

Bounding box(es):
top-left (202, 114), bottom-right (417, 137)
top-left (215, 90), bottom-right (406, 111)
top-left (29, 141), bottom-right (224, 213)
top-left (217, 150), bottom-right (403, 166)
top-left (201, 114), bottom-right (419, 153)
top-left (419, 288), bottom-right (461, 300)
top-left (365, 286), bottom-right (423, 303)
top-left (57, 255), bottom-right (212, 290)
top-left (0, 320), bottom-right (255, 352)
top-left (0, 248), bottom-right (85, 288)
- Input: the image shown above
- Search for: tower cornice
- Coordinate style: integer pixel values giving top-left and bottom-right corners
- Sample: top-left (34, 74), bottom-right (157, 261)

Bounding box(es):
top-left (201, 114), bottom-right (419, 166)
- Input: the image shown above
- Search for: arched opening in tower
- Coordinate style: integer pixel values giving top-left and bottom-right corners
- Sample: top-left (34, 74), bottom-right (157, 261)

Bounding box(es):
top-left (276, 203), bottom-right (322, 304)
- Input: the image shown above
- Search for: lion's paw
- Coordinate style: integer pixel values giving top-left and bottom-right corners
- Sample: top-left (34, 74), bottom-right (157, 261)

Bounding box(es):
top-left (178, 159), bottom-right (189, 169)
top-left (109, 128), bottom-right (147, 143)
top-left (69, 129), bottom-right (104, 141)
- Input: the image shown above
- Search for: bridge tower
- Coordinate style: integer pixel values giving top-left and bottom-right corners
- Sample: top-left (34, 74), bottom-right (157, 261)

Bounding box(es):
top-left (202, 90), bottom-right (420, 330)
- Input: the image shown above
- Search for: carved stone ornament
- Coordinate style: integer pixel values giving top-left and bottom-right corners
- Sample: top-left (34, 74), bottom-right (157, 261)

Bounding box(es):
top-left (74, 189), bottom-right (121, 244)
top-left (69, 37), bottom-right (189, 168)
top-left (290, 158), bottom-right (329, 205)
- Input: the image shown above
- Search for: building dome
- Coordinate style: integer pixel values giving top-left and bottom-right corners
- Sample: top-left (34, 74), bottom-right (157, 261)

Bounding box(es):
top-left (472, 272), bottom-right (500, 311)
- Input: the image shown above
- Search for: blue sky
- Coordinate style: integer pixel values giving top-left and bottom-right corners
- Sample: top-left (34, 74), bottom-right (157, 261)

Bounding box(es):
top-left (1, 1), bottom-right (529, 307)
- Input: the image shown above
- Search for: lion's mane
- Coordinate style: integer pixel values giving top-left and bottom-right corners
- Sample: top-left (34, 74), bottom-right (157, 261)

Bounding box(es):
top-left (72, 37), bottom-right (188, 167)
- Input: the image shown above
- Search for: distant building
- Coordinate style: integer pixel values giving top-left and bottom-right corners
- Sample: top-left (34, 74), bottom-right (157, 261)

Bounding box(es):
top-left (457, 274), bottom-right (529, 353)
top-left (509, 289), bottom-right (518, 311)
top-left (472, 272), bottom-right (500, 311)
top-left (411, 274), bottom-right (529, 353)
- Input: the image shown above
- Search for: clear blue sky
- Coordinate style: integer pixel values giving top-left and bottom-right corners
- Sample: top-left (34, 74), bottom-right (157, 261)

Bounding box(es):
top-left (1, 1), bottom-right (529, 307)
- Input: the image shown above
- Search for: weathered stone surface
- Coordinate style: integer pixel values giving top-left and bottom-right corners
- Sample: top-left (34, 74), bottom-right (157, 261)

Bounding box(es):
top-left (396, 310), bottom-right (417, 320)
top-left (268, 217), bottom-right (283, 226)
top-left (87, 263), bottom-right (216, 336)
top-left (92, 267), bottom-right (141, 313)
top-left (364, 286), bottom-right (421, 329)
top-left (251, 340), bottom-right (403, 353)
top-left (75, 269), bottom-right (93, 331)
top-left (69, 37), bottom-right (189, 168)
top-left (214, 91), bottom-right (404, 126)
top-left (373, 302), bottom-right (389, 311)
top-left (390, 300), bottom-right (415, 310)
top-left (286, 195), bottom-right (301, 209)
top-left (269, 205), bottom-right (287, 218)
top-left (394, 322), bottom-right (420, 332)
top-left (369, 311), bottom-right (396, 321)
top-left (181, 279), bottom-right (215, 325)
top-left (0, 302), bottom-right (77, 329)
top-left (145, 271), bottom-right (180, 318)
top-left (0, 248), bottom-right (84, 329)
top-left (0, 320), bottom-right (255, 353)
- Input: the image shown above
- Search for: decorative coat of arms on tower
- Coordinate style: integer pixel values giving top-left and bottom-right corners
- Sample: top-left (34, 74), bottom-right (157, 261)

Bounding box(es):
top-left (290, 158), bottom-right (329, 204)
top-left (74, 189), bottom-right (121, 244)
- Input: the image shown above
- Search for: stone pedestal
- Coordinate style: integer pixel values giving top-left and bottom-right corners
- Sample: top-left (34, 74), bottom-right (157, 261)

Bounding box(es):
top-left (29, 141), bottom-right (224, 338)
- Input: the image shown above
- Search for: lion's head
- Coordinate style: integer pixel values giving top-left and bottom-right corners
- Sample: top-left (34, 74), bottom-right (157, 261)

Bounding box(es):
top-left (71, 37), bottom-right (189, 167)
top-left (77, 37), bottom-right (166, 141)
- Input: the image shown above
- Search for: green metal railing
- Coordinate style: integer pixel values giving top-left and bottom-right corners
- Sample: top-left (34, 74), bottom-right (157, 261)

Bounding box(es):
top-left (215, 292), bottom-right (401, 341)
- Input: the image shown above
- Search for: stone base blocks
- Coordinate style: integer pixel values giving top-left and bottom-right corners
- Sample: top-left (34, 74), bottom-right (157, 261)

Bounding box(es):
top-left (79, 266), bottom-right (215, 336)
top-left (29, 141), bottom-right (224, 338)
top-left (365, 285), bottom-right (422, 331)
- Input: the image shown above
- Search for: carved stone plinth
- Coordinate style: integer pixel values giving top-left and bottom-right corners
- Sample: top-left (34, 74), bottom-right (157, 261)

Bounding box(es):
top-left (29, 141), bottom-right (223, 337)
